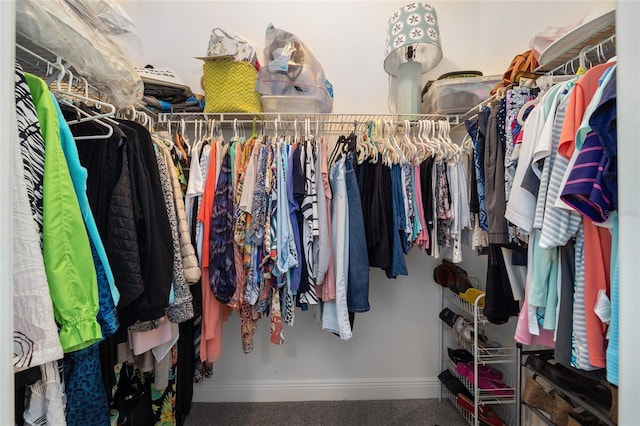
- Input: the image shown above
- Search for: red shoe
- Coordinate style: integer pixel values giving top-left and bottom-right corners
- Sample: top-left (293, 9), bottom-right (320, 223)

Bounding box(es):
top-left (455, 362), bottom-right (503, 381)
top-left (456, 363), bottom-right (513, 398)
top-left (456, 394), bottom-right (506, 426)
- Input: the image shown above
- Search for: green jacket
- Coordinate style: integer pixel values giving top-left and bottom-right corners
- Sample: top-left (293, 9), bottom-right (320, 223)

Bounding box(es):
top-left (25, 73), bottom-right (102, 352)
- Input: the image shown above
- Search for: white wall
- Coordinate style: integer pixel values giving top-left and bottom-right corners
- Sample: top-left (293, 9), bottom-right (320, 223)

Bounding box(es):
top-left (615, 2), bottom-right (639, 425)
top-left (1, 0), bottom-right (15, 422)
top-left (120, 1), bottom-right (599, 114)
top-left (118, 0), bottom-right (601, 403)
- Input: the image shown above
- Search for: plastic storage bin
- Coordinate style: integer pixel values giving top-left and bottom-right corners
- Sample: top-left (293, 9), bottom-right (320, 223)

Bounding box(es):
top-left (261, 95), bottom-right (321, 113)
top-left (422, 75), bottom-right (501, 115)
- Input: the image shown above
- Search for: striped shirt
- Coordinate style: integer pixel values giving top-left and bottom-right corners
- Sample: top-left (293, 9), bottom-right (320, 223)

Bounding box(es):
top-left (538, 93), bottom-right (582, 250)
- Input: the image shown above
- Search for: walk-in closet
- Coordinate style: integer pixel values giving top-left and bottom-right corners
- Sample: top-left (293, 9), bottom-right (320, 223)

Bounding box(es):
top-left (3, 1), bottom-right (639, 425)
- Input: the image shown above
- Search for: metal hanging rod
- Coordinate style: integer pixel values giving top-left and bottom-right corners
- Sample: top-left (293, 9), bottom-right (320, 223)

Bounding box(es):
top-left (157, 112), bottom-right (462, 126)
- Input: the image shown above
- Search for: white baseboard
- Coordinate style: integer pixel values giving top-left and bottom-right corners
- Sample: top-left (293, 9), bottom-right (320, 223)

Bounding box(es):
top-left (192, 377), bottom-right (440, 403)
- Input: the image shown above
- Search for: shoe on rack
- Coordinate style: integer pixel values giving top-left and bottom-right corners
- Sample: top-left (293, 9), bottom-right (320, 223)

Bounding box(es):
top-left (447, 347), bottom-right (474, 364)
top-left (455, 363), bottom-right (514, 398)
top-left (453, 316), bottom-right (469, 335)
top-left (434, 260), bottom-right (474, 294)
top-left (455, 362), bottom-right (503, 381)
top-left (459, 288), bottom-right (486, 308)
top-left (434, 263), bottom-right (453, 288)
top-left (522, 375), bottom-right (555, 415)
top-left (551, 393), bottom-right (575, 426)
top-left (438, 369), bottom-right (474, 401)
top-left (439, 308), bottom-right (461, 328)
top-left (442, 259), bottom-right (474, 294)
top-left (456, 393), bottom-right (506, 426)
top-left (536, 360), bottom-right (612, 410)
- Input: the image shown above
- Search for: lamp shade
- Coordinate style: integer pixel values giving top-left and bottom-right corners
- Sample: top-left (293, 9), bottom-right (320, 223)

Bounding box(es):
top-left (384, 3), bottom-right (443, 76)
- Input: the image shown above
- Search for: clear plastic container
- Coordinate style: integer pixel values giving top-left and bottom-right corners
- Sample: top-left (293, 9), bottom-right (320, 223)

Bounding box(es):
top-left (260, 95), bottom-right (321, 113)
top-left (422, 75), bottom-right (501, 115)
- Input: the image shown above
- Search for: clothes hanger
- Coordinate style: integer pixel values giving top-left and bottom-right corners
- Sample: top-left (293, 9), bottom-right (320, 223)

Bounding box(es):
top-left (346, 121), bottom-right (358, 157)
top-left (516, 97), bottom-right (540, 126)
top-left (370, 121), bottom-right (380, 163)
top-left (373, 120), bottom-right (385, 163)
top-left (152, 129), bottom-right (175, 151)
top-left (437, 120), bottom-right (452, 161)
top-left (365, 121), bottom-right (377, 163)
top-left (408, 121), bottom-right (419, 164)
top-left (380, 121), bottom-right (392, 165)
top-left (180, 118), bottom-right (191, 154)
top-left (434, 121), bottom-right (446, 160)
top-left (191, 119), bottom-right (201, 154)
top-left (232, 118), bottom-right (239, 142)
top-left (390, 120), bottom-right (405, 164)
top-left (426, 120), bottom-right (441, 159)
top-left (461, 133), bottom-right (474, 154)
top-left (401, 120), bottom-right (416, 164)
top-left (443, 120), bottom-right (461, 163)
top-left (274, 118), bottom-right (279, 142)
top-left (355, 122), bottom-right (368, 164)
top-left (418, 120), bottom-right (431, 162)
top-left (52, 70), bottom-right (116, 141)
top-left (328, 135), bottom-right (343, 166)
top-left (55, 70), bottom-right (117, 126)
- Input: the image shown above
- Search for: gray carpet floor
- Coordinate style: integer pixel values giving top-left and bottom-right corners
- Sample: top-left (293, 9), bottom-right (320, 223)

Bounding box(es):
top-left (184, 399), bottom-right (468, 426)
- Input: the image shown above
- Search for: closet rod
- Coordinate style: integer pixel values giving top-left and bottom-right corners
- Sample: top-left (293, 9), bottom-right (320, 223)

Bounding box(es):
top-left (157, 112), bottom-right (462, 126)
top-left (449, 94), bottom-right (498, 131)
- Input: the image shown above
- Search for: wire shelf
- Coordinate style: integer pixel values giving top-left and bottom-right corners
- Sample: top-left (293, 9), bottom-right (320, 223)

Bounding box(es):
top-left (15, 35), bottom-right (109, 102)
top-left (442, 386), bottom-right (517, 426)
top-left (447, 360), bottom-right (516, 405)
top-left (443, 326), bottom-right (517, 364)
top-left (446, 289), bottom-right (486, 322)
top-left (442, 386), bottom-right (476, 426)
top-left (535, 23), bottom-right (616, 74)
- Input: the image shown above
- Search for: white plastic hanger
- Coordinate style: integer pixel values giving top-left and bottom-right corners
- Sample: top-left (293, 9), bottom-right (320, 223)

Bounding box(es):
top-left (52, 70), bottom-right (116, 141)
top-left (517, 97), bottom-right (540, 126)
top-left (401, 120), bottom-right (416, 163)
top-left (55, 70), bottom-right (117, 126)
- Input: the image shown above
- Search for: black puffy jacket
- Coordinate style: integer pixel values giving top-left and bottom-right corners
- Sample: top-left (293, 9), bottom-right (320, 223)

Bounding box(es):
top-left (117, 120), bottom-right (173, 323)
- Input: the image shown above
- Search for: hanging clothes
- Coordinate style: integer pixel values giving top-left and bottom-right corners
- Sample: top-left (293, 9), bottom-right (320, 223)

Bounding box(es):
top-left (197, 138), bottom-right (230, 363)
top-left (13, 64), bottom-right (63, 371)
top-left (344, 152), bottom-right (370, 313)
top-left (25, 72), bottom-right (102, 353)
top-left (154, 145), bottom-right (194, 324)
top-left (209, 149), bottom-right (236, 304)
top-left (323, 155), bottom-right (352, 340)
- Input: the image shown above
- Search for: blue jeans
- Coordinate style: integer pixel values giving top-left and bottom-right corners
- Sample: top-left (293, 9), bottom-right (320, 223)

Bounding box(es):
top-left (388, 164), bottom-right (408, 279)
top-left (323, 156), bottom-right (352, 339)
top-left (345, 153), bottom-right (370, 312)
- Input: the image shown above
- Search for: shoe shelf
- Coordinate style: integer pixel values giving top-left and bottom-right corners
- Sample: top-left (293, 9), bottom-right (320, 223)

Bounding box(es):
top-left (448, 360), bottom-right (516, 405)
top-left (442, 386), bottom-right (477, 425)
top-left (442, 386), bottom-right (517, 426)
top-left (492, 404), bottom-right (516, 426)
top-left (440, 271), bottom-right (519, 426)
top-left (445, 288), bottom-right (487, 323)
top-left (441, 315), bottom-right (516, 364)
top-left (521, 359), bottom-right (616, 426)
top-left (521, 403), bottom-right (555, 426)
